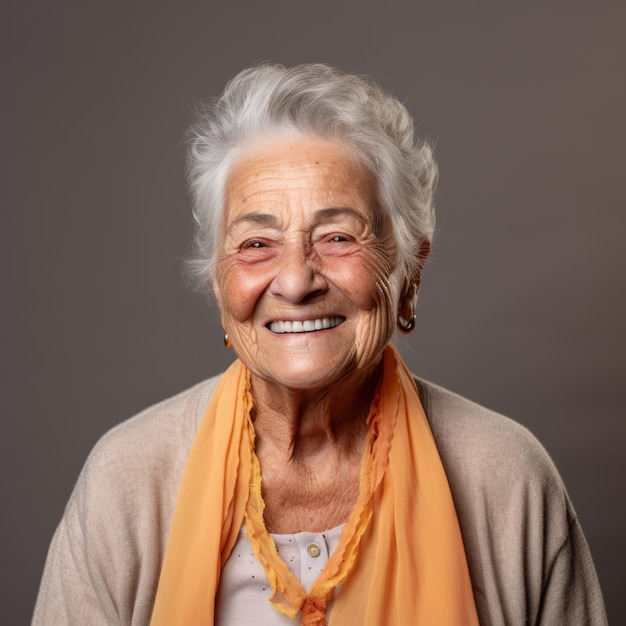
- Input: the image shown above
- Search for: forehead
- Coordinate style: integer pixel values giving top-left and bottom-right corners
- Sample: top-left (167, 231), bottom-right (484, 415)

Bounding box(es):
top-left (224, 136), bottom-right (377, 219)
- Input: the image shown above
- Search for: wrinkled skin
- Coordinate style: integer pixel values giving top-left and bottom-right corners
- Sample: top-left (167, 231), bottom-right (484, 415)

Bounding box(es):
top-left (213, 136), bottom-right (404, 393)
top-left (212, 136), bottom-right (419, 531)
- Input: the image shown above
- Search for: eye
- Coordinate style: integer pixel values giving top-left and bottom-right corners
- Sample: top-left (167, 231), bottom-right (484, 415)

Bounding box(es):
top-left (241, 240), bottom-right (266, 250)
top-left (237, 238), bottom-right (276, 262)
top-left (316, 232), bottom-right (359, 256)
top-left (325, 233), bottom-right (356, 243)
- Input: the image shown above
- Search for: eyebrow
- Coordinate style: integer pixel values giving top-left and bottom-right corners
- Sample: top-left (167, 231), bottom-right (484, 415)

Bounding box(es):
top-left (228, 207), bottom-right (368, 231)
top-left (228, 213), bottom-right (278, 230)
top-left (313, 207), bottom-right (368, 224)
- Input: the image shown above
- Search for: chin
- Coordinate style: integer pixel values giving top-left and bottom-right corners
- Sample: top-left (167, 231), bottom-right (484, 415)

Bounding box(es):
top-left (265, 367), bottom-right (345, 391)
top-left (254, 351), bottom-right (370, 392)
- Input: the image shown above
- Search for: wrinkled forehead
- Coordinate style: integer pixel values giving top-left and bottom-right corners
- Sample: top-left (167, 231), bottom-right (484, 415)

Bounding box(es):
top-left (223, 135), bottom-right (384, 226)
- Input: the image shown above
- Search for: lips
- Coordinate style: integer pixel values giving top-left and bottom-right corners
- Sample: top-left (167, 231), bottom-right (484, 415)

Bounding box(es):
top-left (267, 316), bottom-right (345, 334)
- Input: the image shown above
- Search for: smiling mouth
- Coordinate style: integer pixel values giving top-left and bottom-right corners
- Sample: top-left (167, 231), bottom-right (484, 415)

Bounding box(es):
top-left (267, 316), bottom-right (346, 334)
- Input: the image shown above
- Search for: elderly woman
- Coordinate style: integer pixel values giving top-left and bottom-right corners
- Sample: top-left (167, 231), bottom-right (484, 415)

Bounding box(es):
top-left (34, 64), bottom-right (606, 625)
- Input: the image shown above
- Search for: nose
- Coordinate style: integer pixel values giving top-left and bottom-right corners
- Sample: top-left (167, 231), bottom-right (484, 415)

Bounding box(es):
top-left (268, 242), bottom-right (328, 303)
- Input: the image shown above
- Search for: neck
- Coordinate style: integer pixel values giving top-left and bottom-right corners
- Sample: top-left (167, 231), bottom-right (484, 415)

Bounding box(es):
top-left (250, 359), bottom-right (382, 462)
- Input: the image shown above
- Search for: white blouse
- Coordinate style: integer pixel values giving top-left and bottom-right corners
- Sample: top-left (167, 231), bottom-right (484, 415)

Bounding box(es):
top-left (216, 524), bottom-right (345, 625)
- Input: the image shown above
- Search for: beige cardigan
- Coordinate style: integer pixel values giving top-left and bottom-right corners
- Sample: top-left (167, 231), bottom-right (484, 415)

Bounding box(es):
top-left (33, 375), bottom-right (607, 625)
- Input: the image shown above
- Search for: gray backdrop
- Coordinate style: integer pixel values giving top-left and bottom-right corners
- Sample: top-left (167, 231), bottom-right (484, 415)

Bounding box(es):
top-left (2, 2), bottom-right (624, 623)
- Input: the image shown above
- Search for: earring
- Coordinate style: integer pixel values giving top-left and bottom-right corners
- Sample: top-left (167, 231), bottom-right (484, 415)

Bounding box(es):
top-left (396, 288), bottom-right (421, 335)
top-left (397, 291), bottom-right (418, 334)
top-left (223, 333), bottom-right (232, 348)
top-left (397, 314), bottom-right (416, 334)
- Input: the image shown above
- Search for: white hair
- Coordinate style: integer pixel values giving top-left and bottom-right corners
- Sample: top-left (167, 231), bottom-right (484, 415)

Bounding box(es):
top-left (186, 63), bottom-right (437, 294)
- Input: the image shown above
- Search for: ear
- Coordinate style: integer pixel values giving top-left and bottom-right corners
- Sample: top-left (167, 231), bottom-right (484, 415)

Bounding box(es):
top-left (398, 239), bottom-right (431, 321)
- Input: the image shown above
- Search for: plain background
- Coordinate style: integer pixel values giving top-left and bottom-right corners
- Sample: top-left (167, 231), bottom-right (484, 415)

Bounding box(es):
top-left (2, 2), bottom-right (624, 623)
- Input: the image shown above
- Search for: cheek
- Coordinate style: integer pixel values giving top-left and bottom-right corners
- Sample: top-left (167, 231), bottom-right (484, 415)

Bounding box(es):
top-left (353, 250), bottom-right (397, 348)
top-left (330, 248), bottom-right (395, 313)
top-left (216, 261), bottom-right (271, 323)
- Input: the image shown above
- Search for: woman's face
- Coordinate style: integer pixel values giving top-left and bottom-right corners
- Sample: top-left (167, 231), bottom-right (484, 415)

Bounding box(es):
top-left (213, 136), bottom-right (399, 391)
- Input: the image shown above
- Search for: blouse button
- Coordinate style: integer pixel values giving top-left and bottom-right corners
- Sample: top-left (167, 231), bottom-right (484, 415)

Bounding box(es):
top-left (307, 543), bottom-right (321, 558)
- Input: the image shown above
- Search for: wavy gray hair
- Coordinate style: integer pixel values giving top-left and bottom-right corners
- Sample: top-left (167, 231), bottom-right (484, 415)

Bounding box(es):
top-left (187, 63), bottom-right (437, 294)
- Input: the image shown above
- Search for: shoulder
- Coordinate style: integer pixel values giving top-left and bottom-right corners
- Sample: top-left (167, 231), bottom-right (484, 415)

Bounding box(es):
top-left (64, 373), bottom-right (226, 553)
top-left (79, 375), bottom-right (223, 489)
top-left (414, 376), bottom-right (571, 535)
top-left (413, 378), bottom-right (608, 624)
top-left (33, 374), bottom-right (225, 625)
top-left (415, 377), bottom-right (564, 498)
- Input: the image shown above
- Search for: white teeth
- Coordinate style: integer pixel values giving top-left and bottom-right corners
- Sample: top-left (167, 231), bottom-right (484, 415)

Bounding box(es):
top-left (269, 316), bottom-right (344, 334)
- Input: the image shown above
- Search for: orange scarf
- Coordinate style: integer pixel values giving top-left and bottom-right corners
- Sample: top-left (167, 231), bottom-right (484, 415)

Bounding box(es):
top-left (151, 346), bottom-right (479, 625)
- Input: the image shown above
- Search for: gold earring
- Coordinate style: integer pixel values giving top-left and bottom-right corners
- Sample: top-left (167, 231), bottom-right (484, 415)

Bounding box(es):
top-left (397, 314), bottom-right (416, 334)
top-left (397, 291), bottom-right (418, 334)
top-left (223, 333), bottom-right (232, 348)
